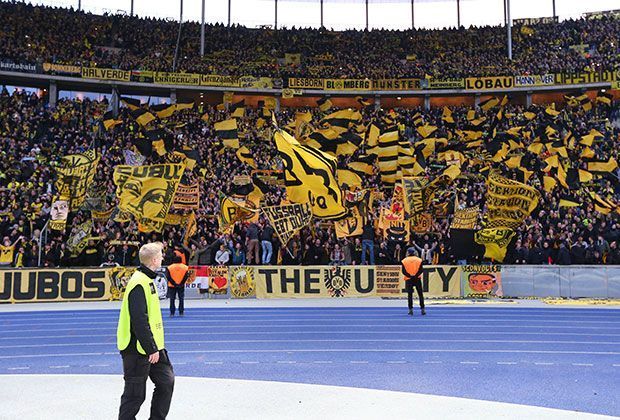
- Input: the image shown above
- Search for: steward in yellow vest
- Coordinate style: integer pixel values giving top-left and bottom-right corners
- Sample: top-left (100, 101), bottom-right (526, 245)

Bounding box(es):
top-left (117, 242), bottom-right (174, 420)
top-left (401, 247), bottom-right (426, 316)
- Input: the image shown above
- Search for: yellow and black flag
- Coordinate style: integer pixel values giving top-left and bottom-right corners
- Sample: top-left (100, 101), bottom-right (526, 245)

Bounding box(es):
top-left (214, 119), bottom-right (240, 149)
top-left (179, 146), bottom-right (200, 170)
top-left (130, 108), bottom-right (156, 127)
top-left (577, 94), bottom-right (592, 111)
top-left (317, 97), bottom-right (333, 112)
top-left (596, 90), bottom-right (613, 106)
top-left (103, 111), bottom-right (122, 131)
top-left (230, 99), bottom-right (245, 118)
top-left (376, 126), bottom-right (399, 185)
top-left (141, 129), bottom-right (173, 156)
top-left (176, 99), bottom-right (195, 111)
top-left (151, 103), bottom-right (176, 119)
top-left (236, 146), bottom-right (257, 168)
top-left (348, 154), bottom-right (375, 178)
top-left (441, 107), bottom-right (454, 124)
top-left (587, 157), bottom-right (618, 173)
top-left (356, 96), bottom-right (373, 109)
top-left (121, 97), bottom-right (141, 111)
top-left (479, 97), bottom-right (499, 112)
top-left (274, 128), bottom-right (347, 220)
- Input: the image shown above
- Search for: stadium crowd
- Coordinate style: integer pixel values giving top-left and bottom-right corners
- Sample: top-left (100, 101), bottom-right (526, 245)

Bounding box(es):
top-left (0, 84), bottom-right (619, 268)
top-left (0, 1), bottom-right (619, 79)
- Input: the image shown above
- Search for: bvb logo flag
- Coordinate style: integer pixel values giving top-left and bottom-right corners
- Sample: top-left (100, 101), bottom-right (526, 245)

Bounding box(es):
top-left (474, 228), bottom-right (516, 262)
top-left (451, 206), bottom-right (480, 230)
top-left (56, 149), bottom-right (100, 209)
top-left (262, 202), bottom-right (312, 245)
top-left (485, 171), bottom-right (540, 229)
top-left (66, 219), bottom-right (93, 257)
top-left (411, 212), bottom-right (433, 234)
top-left (274, 128), bottom-right (347, 220)
top-left (113, 164), bottom-right (185, 233)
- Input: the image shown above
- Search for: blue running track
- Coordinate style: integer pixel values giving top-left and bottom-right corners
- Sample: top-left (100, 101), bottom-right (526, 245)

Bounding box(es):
top-left (0, 306), bottom-right (619, 416)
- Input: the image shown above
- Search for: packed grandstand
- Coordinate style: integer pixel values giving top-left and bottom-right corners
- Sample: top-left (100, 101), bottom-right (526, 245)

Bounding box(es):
top-left (0, 2), bottom-right (619, 270)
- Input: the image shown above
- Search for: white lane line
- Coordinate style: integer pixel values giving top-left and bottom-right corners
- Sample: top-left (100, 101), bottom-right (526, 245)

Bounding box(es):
top-left (88, 364), bottom-right (110, 367)
top-left (497, 362), bottom-right (517, 365)
top-left (8, 367), bottom-right (29, 370)
top-left (534, 362), bottom-right (554, 366)
top-left (49, 365), bottom-right (69, 369)
top-left (423, 361), bottom-right (442, 364)
top-left (175, 362), bottom-right (187, 365)
top-left (612, 364), bottom-right (620, 367)
top-left (6, 318), bottom-right (619, 326)
top-left (204, 361), bottom-right (223, 365)
top-left (387, 361), bottom-right (407, 364)
top-left (571, 363), bottom-right (594, 367)
top-left (350, 361), bottom-right (369, 364)
top-left (4, 331), bottom-right (619, 340)
top-left (3, 348), bottom-right (620, 359)
top-left (277, 361), bottom-right (297, 364)
top-left (460, 361), bottom-right (479, 365)
top-left (3, 338), bottom-right (619, 349)
top-left (239, 361), bottom-right (259, 364)
top-left (312, 361), bottom-right (332, 364)
top-left (4, 324), bottom-right (617, 333)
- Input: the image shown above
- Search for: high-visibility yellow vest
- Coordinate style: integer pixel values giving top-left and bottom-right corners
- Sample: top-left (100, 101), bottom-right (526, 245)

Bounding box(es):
top-left (117, 270), bottom-right (164, 354)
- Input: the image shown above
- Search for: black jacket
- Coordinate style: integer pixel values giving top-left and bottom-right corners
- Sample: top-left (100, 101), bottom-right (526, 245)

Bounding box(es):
top-left (122, 265), bottom-right (160, 356)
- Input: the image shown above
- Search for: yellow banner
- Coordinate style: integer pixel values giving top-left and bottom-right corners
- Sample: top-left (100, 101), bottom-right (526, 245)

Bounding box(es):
top-left (485, 171), bottom-right (540, 229)
top-left (81, 67), bottom-right (130, 81)
top-left (514, 74), bottom-right (555, 87)
top-left (113, 164), bottom-right (186, 233)
top-left (0, 268), bottom-right (112, 303)
top-left (451, 206), bottom-right (479, 230)
top-left (251, 265), bottom-right (461, 298)
top-left (43, 63), bottom-right (81, 74)
top-left (154, 72), bottom-right (200, 85)
top-left (288, 78), bottom-right (325, 89)
top-left (372, 79), bottom-right (420, 90)
top-left (465, 76), bottom-right (514, 90)
top-left (56, 149), bottom-right (100, 209)
top-left (554, 71), bottom-right (617, 85)
top-left (200, 74), bottom-right (241, 87)
top-left (229, 266), bottom-right (256, 298)
top-left (238, 76), bottom-right (273, 89)
top-left (325, 79), bottom-right (372, 90)
top-left (428, 78), bottom-right (465, 89)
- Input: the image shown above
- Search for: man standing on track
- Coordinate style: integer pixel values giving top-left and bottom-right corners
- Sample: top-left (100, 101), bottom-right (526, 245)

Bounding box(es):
top-left (166, 254), bottom-right (189, 317)
top-left (401, 247), bottom-right (426, 316)
top-left (117, 242), bottom-right (174, 419)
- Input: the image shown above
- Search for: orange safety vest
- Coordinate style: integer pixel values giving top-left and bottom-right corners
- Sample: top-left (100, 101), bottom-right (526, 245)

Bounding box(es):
top-left (168, 263), bottom-right (189, 287)
top-left (401, 256), bottom-right (422, 281)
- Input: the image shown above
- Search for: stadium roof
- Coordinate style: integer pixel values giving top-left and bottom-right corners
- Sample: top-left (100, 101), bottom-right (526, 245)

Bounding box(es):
top-left (12, 0), bottom-right (620, 30)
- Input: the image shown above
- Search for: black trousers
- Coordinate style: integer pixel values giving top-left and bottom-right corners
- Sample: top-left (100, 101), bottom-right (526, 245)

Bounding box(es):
top-left (405, 279), bottom-right (425, 310)
top-left (119, 350), bottom-right (175, 420)
top-left (168, 287), bottom-right (185, 315)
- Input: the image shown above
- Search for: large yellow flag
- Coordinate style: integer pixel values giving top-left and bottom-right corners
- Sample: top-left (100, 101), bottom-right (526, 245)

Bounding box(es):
top-left (56, 149), bottom-right (100, 209)
top-left (113, 164), bottom-right (185, 232)
top-left (274, 129), bottom-right (347, 220)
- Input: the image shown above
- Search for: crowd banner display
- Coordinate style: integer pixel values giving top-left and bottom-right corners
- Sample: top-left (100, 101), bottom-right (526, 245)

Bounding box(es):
top-left (229, 266), bottom-right (256, 298)
top-left (514, 74), bottom-right (555, 87)
top-left (154, 72), bottom-right (201, 86)
top-left (554, 71), bottom-right (617, 85)
top-left (513, 16), bottom-right (557, 25)
top-left (288, 78), bottom-right (325, 89)
top-left (108, 266), bottom-right (138, 300)
top-left (372, 79), bottom-right (421, 90)
top-left (130, 70), bottom-right (155, 83)
top-left (324, 79), bottom-right (372, 91)
top-left (200, 74), bottom-right (241, 87)
top-left (81, 67), bottom-right (131, 82)
top-left (461, 265), bottom-right (503, 298)
top-left (0, 60), bottom-right (39, 73)
top-left (427, 78), bottom-right (465, 89)
top-left (183, 266), bottom-right (229, 299)
top-left (0, 268), bottom-right (114, 303)
top-left (465, 76), bottom-right (514, 90)
top-left (238, 76), bottom-right (274, 89)
top-left (42, 62), bottom-right (81, 75)
top-left (253, 265), bottom-right (462, 298)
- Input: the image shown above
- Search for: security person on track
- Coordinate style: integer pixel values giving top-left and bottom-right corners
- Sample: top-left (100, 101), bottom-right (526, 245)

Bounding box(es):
top-left (117, 242), bottom-right (174, 419)
top-left (166, 254), bottom-right (189, 317)
top-left (401, 247), bottom-right (426, 316)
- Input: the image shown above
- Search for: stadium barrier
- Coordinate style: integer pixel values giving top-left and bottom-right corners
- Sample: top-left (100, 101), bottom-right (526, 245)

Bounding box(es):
top-left (2, 265), bottom-right (619, 303)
